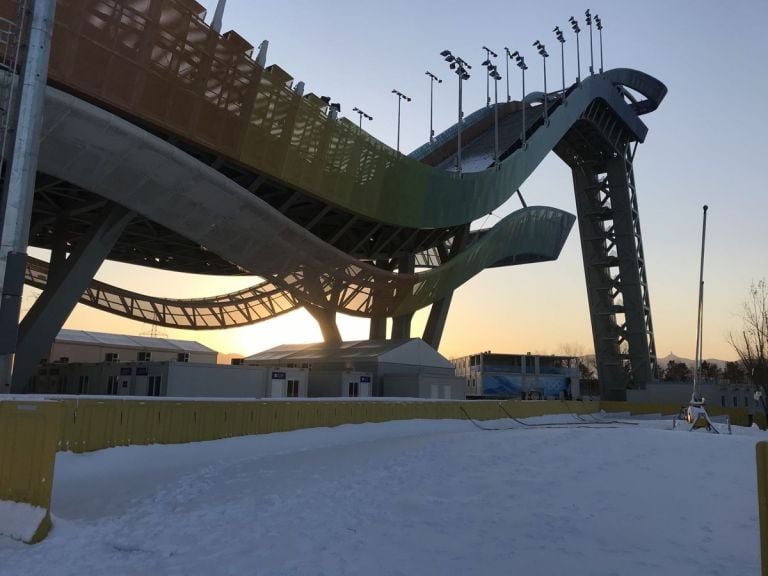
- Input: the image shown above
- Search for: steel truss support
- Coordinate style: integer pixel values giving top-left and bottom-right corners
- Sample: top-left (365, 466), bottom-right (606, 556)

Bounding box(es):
top-left (11, 204), bottom-right (134, 392)
top-left (571, 143), bottom-right (657, 400)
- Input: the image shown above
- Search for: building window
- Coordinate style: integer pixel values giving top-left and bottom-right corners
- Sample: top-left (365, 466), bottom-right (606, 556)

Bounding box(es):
top-left (348, 382), bottom-right (359, 397)
top-left (138, 351), bottom-right (152, 362)
top-left (107, 375), bottom-right (118, 395)
top-left (177, 352), bottom-right (189, 363)
top-left (733, 396), bottom-right (738, 407)
top-left (78, 375), bottom-right (89, 395)
top-left (105, 353), bottom-right (120, 362)
top-left (148, 375), bottom-right (162, 397)
top-left (721, 396), bottom-right (726, 407)
top-left (287, 379), bottom-right (299, 398)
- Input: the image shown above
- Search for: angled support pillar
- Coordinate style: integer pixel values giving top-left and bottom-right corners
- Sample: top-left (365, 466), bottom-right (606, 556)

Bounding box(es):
top-left (10, 204), bottom-right (134, 392)
top-left (391, 254), bottom-right (415, 339)
top-left (423, 225), bottom-right (469, 349)
top-left (369, 317), bottom-right (386, 340)
top-left (306, 305), bottom-right (341, 345)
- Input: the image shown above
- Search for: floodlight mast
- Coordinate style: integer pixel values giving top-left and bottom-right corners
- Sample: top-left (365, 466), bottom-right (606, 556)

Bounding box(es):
top-left (425, 71), bottom-right (442, 143)
top-left (392, 89), bottom-right (411, 153)
top-left (482, 60), bottom-right (501, 167)
top-left (510, 50), bottom-right (527, 147)
top-left (504, 47), bottom-right (512, 102)
top-left (553, 26), bottom-right (566, 96)
top-left (482, 46), bottom-right (497, 107)
top-left (595, 14), bottom-right (604, 73)
top-left (569, 16), bottom-right (581, 84)
top-left (440, 50), bottom-right (471, 176)
top-left (533, 40), bottom-right (549, 122)
top-left (352, 106), bottom-right (372, 132)
top-left (585, 9), bottom-right (594, 75)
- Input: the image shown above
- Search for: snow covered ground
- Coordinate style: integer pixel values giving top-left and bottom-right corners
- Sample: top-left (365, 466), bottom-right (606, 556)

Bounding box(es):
top-left (0, 413), bottom-right (763, 575)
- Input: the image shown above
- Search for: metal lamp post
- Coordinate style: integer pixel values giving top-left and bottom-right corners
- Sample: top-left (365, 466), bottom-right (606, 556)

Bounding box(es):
top-left (553, 26), bottom-right (566, 96)
top-left (504, 47), bottom-right (513, 102)
top-left (482, 59), bottom-right (501, 167)
top-left (569, 16), bottom-right (581, 84)
top-left (585, 9), bottom-right (594, 75)
top-left (440, 50), bottom-right (471, 175)
top-left (510, 51), bottom-right (527, 147)
top-left (482, 46), bottom-right (497, 107)
top-left (352, 106), bottom-right (372, 132)
top-left (595, 14), bottom-right (604, 73)
top-left (425, 71), bottom-right (442, 143)
top-left (533, 40), bottom-right (549, 122)
top-left (391, 89), bottom-right (411, 153)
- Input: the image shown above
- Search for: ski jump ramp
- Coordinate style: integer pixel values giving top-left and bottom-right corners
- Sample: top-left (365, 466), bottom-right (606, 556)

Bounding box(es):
top-left (0, 1), bottom-right (666, 399)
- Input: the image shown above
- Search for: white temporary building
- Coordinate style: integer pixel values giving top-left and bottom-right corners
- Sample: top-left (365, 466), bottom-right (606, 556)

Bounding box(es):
top-left (245, 338), bottom-right (465, 399)
top-left (50, 329), bottom-right (218, 364)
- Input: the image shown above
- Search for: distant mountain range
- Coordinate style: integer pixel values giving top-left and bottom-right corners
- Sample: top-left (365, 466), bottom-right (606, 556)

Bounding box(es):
top-left (581, 353), bottom-right (736, 370)
top-left (657, 353), bottom-right (734, 370)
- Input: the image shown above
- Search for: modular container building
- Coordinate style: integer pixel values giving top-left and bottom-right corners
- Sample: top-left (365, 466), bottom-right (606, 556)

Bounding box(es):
top-left (453, 352), bottom-right (580, 399)
top-left (246, 339), bottom-right (463, 399)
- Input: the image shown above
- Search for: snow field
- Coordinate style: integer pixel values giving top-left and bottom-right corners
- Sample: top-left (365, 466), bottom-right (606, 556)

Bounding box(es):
top-left (0, 416), bottom-right (763, 576)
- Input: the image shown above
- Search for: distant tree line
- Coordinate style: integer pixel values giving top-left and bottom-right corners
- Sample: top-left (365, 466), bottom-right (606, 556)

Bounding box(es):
top-left (661, 359), bottom-right (746, 383)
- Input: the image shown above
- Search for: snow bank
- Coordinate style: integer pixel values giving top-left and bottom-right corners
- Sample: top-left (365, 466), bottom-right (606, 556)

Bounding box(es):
top-left (0, 417), bottom-right (763, 575)
top-left (0, 500), bottom-right (47, 543)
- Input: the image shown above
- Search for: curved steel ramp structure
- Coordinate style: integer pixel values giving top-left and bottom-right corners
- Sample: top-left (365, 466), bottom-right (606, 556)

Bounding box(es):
top-left (0, 0), bottom-right (667, 400)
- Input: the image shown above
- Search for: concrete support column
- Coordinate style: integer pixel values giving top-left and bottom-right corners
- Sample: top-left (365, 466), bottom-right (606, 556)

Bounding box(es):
top-left (306, 305), bottom-right (341, 345)
top-left (0, 0), bottom-right (56, 387)
top-left (422, 294), bottom-right (453, 349)
top-left (423, 225), bottom-right (468, 349)
top-left (11, 204), bottom-right (134, 392)
top-left (369, 316), bottom-right (386, 340)
top-left (391, 254), bottom-right (414, 339)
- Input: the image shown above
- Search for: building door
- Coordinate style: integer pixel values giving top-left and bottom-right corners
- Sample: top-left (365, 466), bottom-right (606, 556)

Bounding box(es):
top-left (348, 382), bottom-right (359, 397)
top-left (147, 375), bottom-right (162, 397)
top-left (430, 384), bottom-right (439, 399)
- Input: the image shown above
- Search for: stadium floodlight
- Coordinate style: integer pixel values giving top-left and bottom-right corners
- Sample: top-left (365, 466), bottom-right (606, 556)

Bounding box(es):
top-left (352, 106), bottom-right (373, 132)
top-left (585, 9), bottom-right (595, 75)
top-left (569, 16), bottom-right (582, 83)
top-left (553, 26), bottom-right (566, 96)
top-left (425, 71), bottom-right (442, 143)
top-left (482, 46), bottom-right (498, 107)
top-left (533, 41), bottom-right (550, 121)
top-left (440, 50), bottom-right (471, 175)
top-left (504, 47), bottom-right (515, 102)
top-left (514, 52), bottom-right (528, 147)
top-left (483, 60), bottom-right (502, 167)
top-left (594, 14), bottom-right (604, 73)
top-left (392, 89), bottom-right (411, 153)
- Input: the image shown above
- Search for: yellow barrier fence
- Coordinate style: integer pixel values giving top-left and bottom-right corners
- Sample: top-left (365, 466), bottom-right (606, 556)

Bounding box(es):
top-left (44, 398), bottom-right (603, 452)
top-left (2, 394), bottom-right (762, 546)
top-left (757, 442), bottom-right (768, 576)
top-left (0, 400), bottom-right (62, 543)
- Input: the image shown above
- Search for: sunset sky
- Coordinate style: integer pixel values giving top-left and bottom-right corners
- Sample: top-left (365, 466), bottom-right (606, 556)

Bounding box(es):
top-left (34, 0), bottom-right (768, 361)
